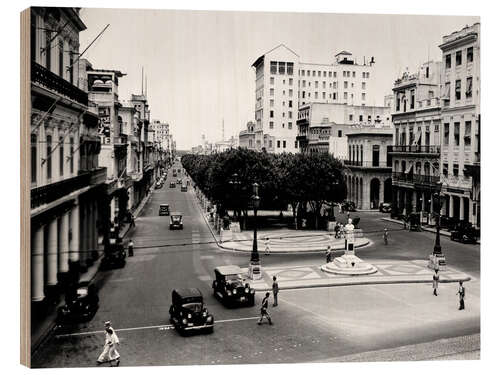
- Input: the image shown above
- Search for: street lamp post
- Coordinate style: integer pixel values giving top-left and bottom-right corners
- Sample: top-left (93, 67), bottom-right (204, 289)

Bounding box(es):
top-left (249, 182), bottom-right (261, 279)
top-left (429, 184), bottom-right (447, 270)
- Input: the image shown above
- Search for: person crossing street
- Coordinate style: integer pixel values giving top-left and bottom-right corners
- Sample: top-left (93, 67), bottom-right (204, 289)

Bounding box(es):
top-left (257, 292), bottom-right (273, 325)
top-left (383, 228), bottom-right (389, 245)
top-left (128, 239), bottom-right (134, 257)
top-left (326, 245), bottom-right (332, 263)
top-left (457, 281), bottom-right (465, 310)
top-left (432, 269), bottom-right (440, 296)
top-left (97, 321), bottom-right (121, 366)
top-left (272, 276), bottom-right (279, 307)
top-left (265, 237), bottom-right (270, 256)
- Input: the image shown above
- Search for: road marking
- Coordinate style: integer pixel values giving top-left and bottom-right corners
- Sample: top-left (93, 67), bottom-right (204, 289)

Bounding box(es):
top-left (55, 316), bottom-right (261, 338)
top-left (108, 277), bottom-right (134, 283)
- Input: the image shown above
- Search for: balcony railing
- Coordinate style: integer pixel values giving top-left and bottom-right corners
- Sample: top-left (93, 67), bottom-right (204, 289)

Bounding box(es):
top-left (392, 172), bottom-right (440, 186)
top-left (344, 160), bottom-right (392, 168)
top-left (31, 62), bottom-right (88, 106)
top-left (31, 168), bottom-right (107, 209)
top-left (388, 145), bottom-right (440, 154)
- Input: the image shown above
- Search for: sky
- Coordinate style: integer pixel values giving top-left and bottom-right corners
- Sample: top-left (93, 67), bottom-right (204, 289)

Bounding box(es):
top-left (78, 8), bottom-right (479, 150)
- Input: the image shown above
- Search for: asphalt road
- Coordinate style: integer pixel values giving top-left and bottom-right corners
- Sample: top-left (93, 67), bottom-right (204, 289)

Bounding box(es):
top-left (31, 165), bottom-right (480, 367)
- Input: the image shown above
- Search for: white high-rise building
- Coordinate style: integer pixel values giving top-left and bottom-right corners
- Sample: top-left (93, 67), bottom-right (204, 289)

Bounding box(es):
top-left (250, 44), bottom-right (376, 154)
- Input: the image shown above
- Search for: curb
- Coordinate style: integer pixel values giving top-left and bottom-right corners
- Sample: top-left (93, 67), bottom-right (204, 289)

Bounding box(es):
top-left (192, 188), bottom-right (222, 249)
top-left (251, 274), bottom-right (472, 292)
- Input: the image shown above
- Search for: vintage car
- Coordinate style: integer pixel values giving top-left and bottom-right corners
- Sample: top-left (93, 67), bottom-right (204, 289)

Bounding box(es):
top-left (342, 200), bottom-right (356, 212)
top-left (379, 202), bottom-right (392, 213)
top-left (159, 204), bottom-right (170, 216)
top-left (169, 181), bottom-right (176, 188)
top-left (57, 281), bottom-right (99, 325)
top-left (169, 288), bottom-right (214, 335)
top-left (407, 213), bottom-right (421, 231)
top-left (155, 181), bottom-right (163, 189)
top-left (176, 178), bottom-right (182, 185)
top-left (100, 240), bottom-right (127, 270)
top-left (181, 184), bottom-right (187, 192)
top-left (170, 212), bottom-right (183, 230)
top-left (173, 172), bottom-right (177, 178)
top-left (212, 265), bottom-right (255, 307)
top-left (450, 222), bottom-right (479, 244)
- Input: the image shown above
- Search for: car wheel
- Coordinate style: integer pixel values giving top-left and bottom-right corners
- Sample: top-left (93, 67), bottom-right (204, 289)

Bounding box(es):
top-left (248, 297), bottom-right (255, 306)
top-left (206, 326), bottom-right (214, 334)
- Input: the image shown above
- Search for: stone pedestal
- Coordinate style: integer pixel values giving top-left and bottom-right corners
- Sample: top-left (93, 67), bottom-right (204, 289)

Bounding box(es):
top-left (248, 261), bottom-right (262, 280)
top-left (220, 229), bottom-right (233, 242)
top-left (428, 254), bottom-right (447, 271)
top-left (327, 221), bottom-right (337, 232)
top-left (230, 222), bottom-right (241, 233)
top-left (321, 253), bottom-right (377, 276)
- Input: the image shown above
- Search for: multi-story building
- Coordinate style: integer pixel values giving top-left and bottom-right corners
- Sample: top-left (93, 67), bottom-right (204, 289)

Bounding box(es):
top-left (250, 45), bottom-right (377, 154)
top-left (296, 102), bottom-right (390, 155)
top-left (389, 61), bottom-right (442, 218)
top-left (30, 8), bottom-right (107, 319)
top-left (238, 121), bottom-right (256, 150)
top-left (344, 127), bottom-right (394, 210)
top-left (439, 23), bottom-right (480, 229)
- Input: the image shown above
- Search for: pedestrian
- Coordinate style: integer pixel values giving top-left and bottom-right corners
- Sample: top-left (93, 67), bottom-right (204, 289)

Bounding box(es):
top-left (128, 239), bottom-right (134, 257)
top-left (130, 213), bottom-right (135, 227)
top-left (272, 276), bottom-right (279, 307)
top-left (457, 281), bottom-right (465, 310)
top-left (265, 237), bottom-right (270, 256)
top-left (432, 269), bottom-right (439, 296)
top-left (257, 292), bottom-right (273, 325)
top-left (97, 321), bottom-right (120, 366)
top-left (326, 245), bottom-right (332, 263)
top-left (383, 228), bottom-right (389, 245)
top-left (334, 223), bottom-right (340, 239)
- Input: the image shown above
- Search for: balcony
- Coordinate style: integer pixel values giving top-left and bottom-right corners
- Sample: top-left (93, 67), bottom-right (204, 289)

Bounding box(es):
top-left (388, 145), bottom-right (440, 155)
top-left (31, 168), bottom-right (106, 209)
top-left (31, 62), bottom-right (88, 106)
top-left (392, 172), bottom-right (440, 187)
top-left (344, 160), bottom-right (392, 169)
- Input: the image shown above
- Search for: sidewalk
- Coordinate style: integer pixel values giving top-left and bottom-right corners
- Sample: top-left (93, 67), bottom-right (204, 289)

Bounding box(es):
top-left (245, 259), bottom-right (472, 292)
top-left (31, 189), bottom-right (153, 355)
top-left (220, 228), bottom-right (370, 254)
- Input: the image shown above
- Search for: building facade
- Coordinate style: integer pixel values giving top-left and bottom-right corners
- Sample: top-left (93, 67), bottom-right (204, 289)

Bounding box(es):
top-left (439, 23), bottom-right (480, 229)
top-left (30, 8), bottom-right (107, 316)
top-left (344, 128), bottom-right (393, 210)
top-left (250, 45), bottom-right (377, 154)
top-left (238, 121), bottom-right (256, 150)
top-left (389, 61), bottom-right (442, 218)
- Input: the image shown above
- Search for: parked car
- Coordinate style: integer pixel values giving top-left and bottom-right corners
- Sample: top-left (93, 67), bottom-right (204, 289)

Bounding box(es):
top-left (170, 212), bottom-right (184, 230)
top-left (450, 222), bottom-right (478, 244)
top-left (56, 281), bottom-right (99, 325)
top-left (101, 240), bottom-right (127, 270)
top-left (159, 204), bottom-right (170, 216)
top-left (176, 178), bottom-right (182, 184)
top-left (379, 202), bottom-right (392, 213)
top-left (407, 213), bottom-right (421, 231)
top-left (173, 172), bottom-right (177, 178)
top-left (169, 181), bottom-right (176, 188)
top-left (212, 265), bottom-right (255, 307)
top-left (169, 288), bottom-right (214, 335)
top-left (181, 184), bottom-right (187, 192)
top-left (155, 181), bottom-right (163, 189)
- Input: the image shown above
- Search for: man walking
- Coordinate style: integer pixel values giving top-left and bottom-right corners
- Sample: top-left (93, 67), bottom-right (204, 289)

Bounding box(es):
top-left (432, 269), bottom-right (440, 296)
top-left (457, 281), bottom-right (465, 310)
top-left (97, 321), bottom-right (120, 366)
top-left (272, 276), bottom-right (279, 307)
top-left (265, 237), bottom-right (270, 256)
top-left (383, 228), bottom-right (389, 245)
top-left (130, 213), bottom-right (135, 228)
top-left (257, 292), bottom-right (273, 325)
top-left (326, 245), bottom-right (332, 263)
top-left (128, 239), bottom-right (134, 257)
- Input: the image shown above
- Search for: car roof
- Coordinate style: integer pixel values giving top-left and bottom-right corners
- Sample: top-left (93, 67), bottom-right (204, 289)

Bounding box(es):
top-left (160, 204), bottom-right (169, 207)
top-left (215, 265), bottom-right (243, 275)
top-left (171, 211), bottom-right (182, 216)
top-left (173, 288), bottom-right (202, 298)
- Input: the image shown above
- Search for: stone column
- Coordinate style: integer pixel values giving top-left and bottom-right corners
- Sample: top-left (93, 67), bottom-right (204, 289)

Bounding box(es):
top-left (46, 217), bottom-right (58, 288)
top-left (459, 196), bottom-right (465, 220)
top-left (58, 211), bottom-right (69, 274)
top-left (32, 226), bottom-right (45, 302)
top-left (412, 191), bottom-right (417, 212)
top-left (380, 179), bottom-right (385, 204)
top-left (70, 204), bottom-right (80, 262)
top-left (449, 195), bottom-right (454, 218)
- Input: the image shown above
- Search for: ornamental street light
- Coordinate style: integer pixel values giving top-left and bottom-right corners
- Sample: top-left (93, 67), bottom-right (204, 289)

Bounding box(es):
top-left (429, 183), bottom-right (447, 270)
top-left (248, 182), bottom-right (262, 280)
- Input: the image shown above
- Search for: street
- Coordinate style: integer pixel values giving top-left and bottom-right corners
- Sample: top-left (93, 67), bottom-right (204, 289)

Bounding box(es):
top-left (31, 166), bottom-right (480, 367)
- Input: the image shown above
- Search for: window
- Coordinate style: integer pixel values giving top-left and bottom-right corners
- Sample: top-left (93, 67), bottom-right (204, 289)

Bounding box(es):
top-left (338, 130), bottom-right (342, 137)
top-left (31, 134), bottom-right (37, 183)
top-left (295, 141), bottom-right (298, 148)
top-left (269, 122), bottom-right (274, 129)
top-left (302, 91), bottom-right (305, 98)
top-left (283, 140), bottom-right (287, 148)
top-left (333, 93), bottom-right (337, 100)
top-left (410, 90), bottom-right (415, 109)
top-left (347, 71), bottom-right (350, 77)
top-left (283, 79), bottom-right (285, 85)
top-left (343, 71), bottom-right (346, 77)
top-left (270, 61), bottom-right (277, 74)
top-left (322, 92), bottom-right (326, 99)
top-left (396, 95), bottom-right (400, 111)
top-left (286, 62), bottom-right (294, 75)
top-left (329, 72), bottom-right (332, 77)
top-left (322, 81), bottom-right (326, 89)
top-left (362, 72), bottom-right (365, 78)
top-left (315, 81), bottom-right (318, 88)
top-left (344, 92), bottom-right (348, 100)
top-left (349, 114), bottom-right (353, 121)
top-left (443, 163), bottom-right (448, 176)
top-left (270, 88), bottom-right (274, 96)
top-left (288, 100), bottom-right (292, 108)
top-left (454, 122), bottom-right (460, 146)
top-left (277, 140), bottom-right (280, 148)
top-left (69, 137), bottom-right (74, 173)
top-left (366, 72), bottom-right (370, 78)
top-left (445, 54), bottom-right (451, 69)
top-left (307, 70), bottom-right (310, 76)
top-left (31, 17), bottom-right (37, 62)
top-left (69, 54), bottom-right (74, 84)
top-left (323, 71), bottom-right (326, 77)
top-left (344, 81), bottom-right (348, 89)
top-left (362, 82), bottom-right (366, 90)
top-left (362, 93), bottom-right (366, 101)
top-left (59, 136), bottom-right (64, 176)
top-left (334, 72), bottom-right (337, 78)
top-left (46, 135), bottom-right (52, 179)
top-left (444, 123), bottom-right (449, 145)
top-left (464, 121), bottom-right (471, 146)
top-left (466, 77), bottom-right (473, 98)
top-left (45, 31), bottom-right (51, 70)
top-left (288, 111), bottom-right (292, 119)
top-left (456, 51), bottom-right (462, 66)
top-left (278, 62), bottom-right (285, 74)
top-left (269, 140), bottom-right (273, 148)
top-left (270, 99), bottom-right (274, 107)
top-left (372, 145), bottom-right (380, 167)
top-left (453, 163), bottom-right (459, 176)
top-left (314, 92), bottom-right (318, 99)
top-left (282, 90), bottom-right (285, 96)
top-left (359, 115), bottom-right (363, 122)
top-left (289, 89), bottom-right (293, 97)
top-left (455, 79), bottom-right (461, 100)
top-left (288, 122), bottom-right (292, 129)
top-left (58, 40), bottom-right (64, 77)
top-left (270, 77), bottom-right (274, 85)
top-left (333, 82), bottom-right (337, 89)
top-left (467, 47), bottom-right (473, 63)
top-left (270, 110), bottom-right (274, 118)
top-left (289, 78), bottom-right (293, 85)
top-left (426, 66), bottom-right (429, 78)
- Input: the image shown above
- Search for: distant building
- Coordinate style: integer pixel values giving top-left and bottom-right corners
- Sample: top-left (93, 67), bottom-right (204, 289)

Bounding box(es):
top-left (389, 61), bottom-right (442, 218)
top-left (239, 121), bottom-right (256, 150)
top-left (249, 44), bottom-right (377, 154)
top-left (344, 127), bottom-right (394, 210)
top-left (439, 23), bottom-right (480, 229)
